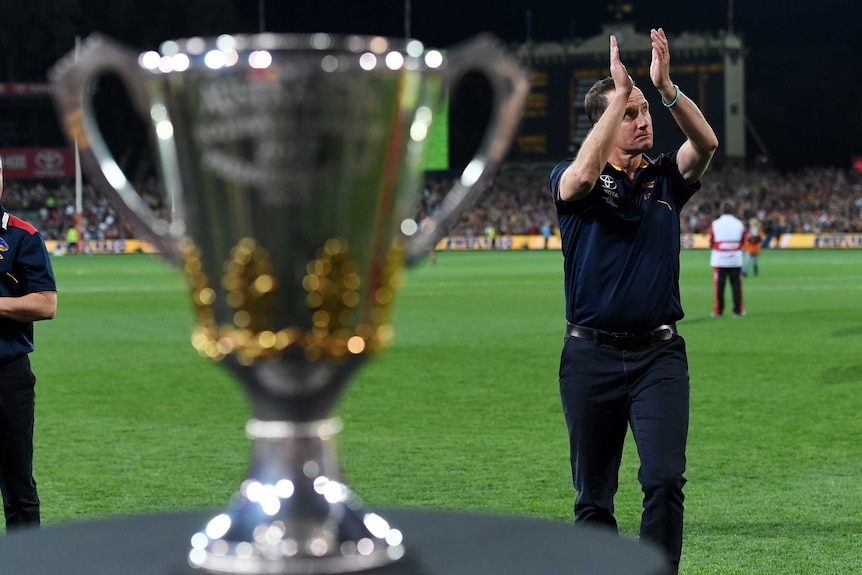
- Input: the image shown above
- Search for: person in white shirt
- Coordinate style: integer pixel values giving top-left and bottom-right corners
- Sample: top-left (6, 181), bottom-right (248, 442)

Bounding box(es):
top-left (709, 201), bottom-right (747, 316)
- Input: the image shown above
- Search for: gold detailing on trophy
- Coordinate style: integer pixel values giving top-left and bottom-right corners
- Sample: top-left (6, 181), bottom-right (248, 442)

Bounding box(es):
top-left (301, 238), bottom-right (399, 361)
top-left (183, 238), bottom-right (300, 365)
top-left (181, 236), bottom-right (402, 364)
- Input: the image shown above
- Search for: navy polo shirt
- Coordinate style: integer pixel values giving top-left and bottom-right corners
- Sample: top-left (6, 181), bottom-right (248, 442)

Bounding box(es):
top-left (0, 208), bottom-right (57, 364)
top-left (549, 153), bottom-right (699, 332)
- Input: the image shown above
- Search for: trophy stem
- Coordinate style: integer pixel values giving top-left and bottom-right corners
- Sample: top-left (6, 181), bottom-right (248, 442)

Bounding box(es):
top-left (188, 417), bottom-right (404, 574)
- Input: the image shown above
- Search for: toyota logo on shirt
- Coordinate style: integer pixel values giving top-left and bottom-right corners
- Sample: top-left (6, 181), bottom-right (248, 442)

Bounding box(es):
top-left (35, 149), bottom-right (64, 171)
top-left (600, 174), bottom-right (617, 190)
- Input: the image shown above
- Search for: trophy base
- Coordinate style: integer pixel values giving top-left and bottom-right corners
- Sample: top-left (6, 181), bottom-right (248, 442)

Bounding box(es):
top-left (192, 552), bottom-right (400, 575)
top-left (188, 418), bottom-right (404, 574)
top-left (188, 505), bottom-right (404, 575)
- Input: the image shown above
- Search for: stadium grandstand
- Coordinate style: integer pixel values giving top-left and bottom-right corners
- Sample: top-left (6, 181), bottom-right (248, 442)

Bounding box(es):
top-left (0, 22), bottom-right (860, 254)
top-left (2, 162), bottom-right (860, 254)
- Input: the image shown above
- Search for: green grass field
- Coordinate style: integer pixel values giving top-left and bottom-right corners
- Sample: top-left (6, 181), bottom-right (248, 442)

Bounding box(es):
top-left (30, 249), bottom-right (862, 574)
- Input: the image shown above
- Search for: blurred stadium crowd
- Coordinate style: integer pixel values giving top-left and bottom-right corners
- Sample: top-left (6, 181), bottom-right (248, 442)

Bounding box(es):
top-left (3, 164), bottom-right (861, 243)
top-left (419, 164), bottom-right (862, 238)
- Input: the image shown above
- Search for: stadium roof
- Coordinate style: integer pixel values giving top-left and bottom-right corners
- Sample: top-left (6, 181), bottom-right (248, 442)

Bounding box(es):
top-left (511, 23), bottom-right (743, 64)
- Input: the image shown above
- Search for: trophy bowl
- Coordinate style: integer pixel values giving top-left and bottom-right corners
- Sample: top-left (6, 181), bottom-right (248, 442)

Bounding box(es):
top-left (49, 31), bottom-right (528, 574)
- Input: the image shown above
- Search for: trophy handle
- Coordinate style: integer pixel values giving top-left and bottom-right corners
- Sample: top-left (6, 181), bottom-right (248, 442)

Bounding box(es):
top-left (49, 34), bottom-right (184, 263)
top-left (404, 34), bottom-right (530, 265)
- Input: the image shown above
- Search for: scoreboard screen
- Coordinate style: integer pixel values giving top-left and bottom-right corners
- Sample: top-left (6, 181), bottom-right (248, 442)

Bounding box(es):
top-left (508, 56), bottom-right (725, 163)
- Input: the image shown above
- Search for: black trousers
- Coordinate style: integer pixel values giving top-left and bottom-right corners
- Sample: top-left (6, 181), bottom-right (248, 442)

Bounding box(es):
top-left (0, 355), bottom-right (40, 530)
top-left (713, 267), bottom-right (744, 316)
top-left (559, 334), bottom-right (689, 572)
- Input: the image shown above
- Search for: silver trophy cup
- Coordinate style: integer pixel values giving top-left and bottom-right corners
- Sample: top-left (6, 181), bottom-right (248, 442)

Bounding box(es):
top-left (49, 32), bottom-right (528, 574)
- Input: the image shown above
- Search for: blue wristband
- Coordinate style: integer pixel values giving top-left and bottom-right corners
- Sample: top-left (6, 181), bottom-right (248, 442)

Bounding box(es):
top-left (661, 84), bottom-right (680, 108)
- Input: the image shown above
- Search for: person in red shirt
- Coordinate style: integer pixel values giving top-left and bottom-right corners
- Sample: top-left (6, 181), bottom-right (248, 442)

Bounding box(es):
top-left (709, 202), bottom-right (746, 316)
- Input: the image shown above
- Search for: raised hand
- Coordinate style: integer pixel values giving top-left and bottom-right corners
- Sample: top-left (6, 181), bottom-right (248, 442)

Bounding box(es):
top-left (610, 35), bottom-right (633, 97)
top-left (649, 28), bottom-right (673, 93)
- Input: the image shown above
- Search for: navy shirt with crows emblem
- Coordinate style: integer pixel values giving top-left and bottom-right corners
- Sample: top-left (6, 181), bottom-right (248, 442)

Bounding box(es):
top-left (550, 152), bottom-right (699, 332)
top-left (0, 208), bottom-right (57, 365)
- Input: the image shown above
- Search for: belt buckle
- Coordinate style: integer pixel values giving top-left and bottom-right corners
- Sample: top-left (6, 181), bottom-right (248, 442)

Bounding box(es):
top-left (609, 331), bottom-right (634, 349)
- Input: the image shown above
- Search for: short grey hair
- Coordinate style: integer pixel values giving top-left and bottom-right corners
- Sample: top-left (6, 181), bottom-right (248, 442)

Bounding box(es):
top-left (585, 76), bottom-right (641, 125)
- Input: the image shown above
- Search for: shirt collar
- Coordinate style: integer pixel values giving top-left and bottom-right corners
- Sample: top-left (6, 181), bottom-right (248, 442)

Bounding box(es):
top-left (608, 154), bottom-right (653, 174)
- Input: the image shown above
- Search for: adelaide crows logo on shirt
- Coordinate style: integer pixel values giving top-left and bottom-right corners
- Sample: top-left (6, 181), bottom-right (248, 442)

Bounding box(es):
top-left (643, 180), bottom-right (656, 200)
top-left (0, 238), bottom-right (7, 259)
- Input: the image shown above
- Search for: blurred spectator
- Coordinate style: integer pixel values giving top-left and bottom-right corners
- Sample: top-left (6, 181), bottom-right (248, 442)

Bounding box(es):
top-left (743, 217), bottom-right (765, 277)
top-left (65, 225), bottom-right (78, 255)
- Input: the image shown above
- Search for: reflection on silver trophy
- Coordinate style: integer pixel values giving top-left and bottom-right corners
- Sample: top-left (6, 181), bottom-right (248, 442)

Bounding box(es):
top-left (49, 32), bottom-right (528, 574)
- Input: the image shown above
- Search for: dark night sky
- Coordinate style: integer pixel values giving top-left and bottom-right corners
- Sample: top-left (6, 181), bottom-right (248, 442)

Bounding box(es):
top-left (245, 0), bottom-right (852, 50)
top-left (240, 0), bottom-right (862, 171)
top-left (3, 0), bottom-right (862, 171)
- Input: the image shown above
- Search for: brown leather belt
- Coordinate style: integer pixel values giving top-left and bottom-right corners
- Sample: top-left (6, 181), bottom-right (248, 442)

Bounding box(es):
top-left (566, 322), bottom-right (677, 350)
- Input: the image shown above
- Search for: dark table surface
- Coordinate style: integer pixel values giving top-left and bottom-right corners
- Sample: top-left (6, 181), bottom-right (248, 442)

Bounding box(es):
top-left (0, 508), bottom-right (671, 575)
